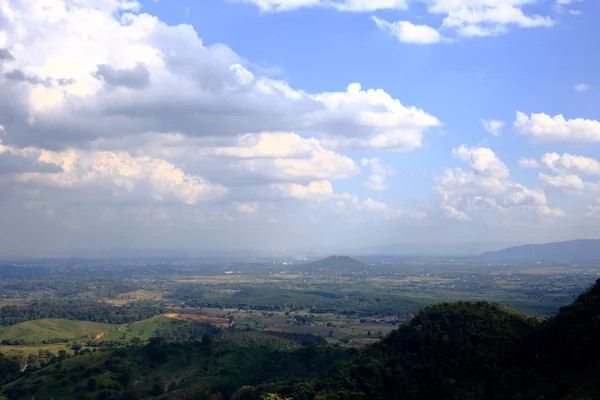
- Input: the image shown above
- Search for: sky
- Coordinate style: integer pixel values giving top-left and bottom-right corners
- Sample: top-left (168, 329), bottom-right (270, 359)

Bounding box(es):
top-left (0, 0), bottom-right (599, 257)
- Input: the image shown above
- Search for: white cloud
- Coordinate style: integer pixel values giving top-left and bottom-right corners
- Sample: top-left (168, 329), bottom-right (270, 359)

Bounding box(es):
top-left (0, 141), bottom-right (228, 205)
top-left (0, 2), bottom-right (440, 152)
top-left (441, 204), bottom-right (469, 221)
top-left (514, 112), bottom-right (600, 143)
top-left (481, 119), bottom-right (504, 136)
top-left (371, 16), bottom-right (442, 44)
top-left (541, 153), bottom-right (600, 176)
top-left (435, 0), bottom-right (554, 37)
top-left (539, 173), bottom-right (585, 191)
top-left (201, 133), bottom-right (360, 182)
top-left (518, 157), bottom-right (540, 168)
top-left (315, 83), bottom-right (441, 151)
top-left (362, 197), bottom-right (389, 212)
top-left (574, 83), bottom-right (591, 92)
top-left (234, 0), bottom-right (407, 12)
top-left (536, 153), bottom-right (600, 214)
top-left (234, 202), bottom-right (259, 214)
top-left (269, 180), bottom-right (334, 200)
top-left (329, 192), bottom-right (402, 219)
top-left (240, 0), bottom-right (557, 41)
top-left (361, 157), bottom-right (394, 191)
top-left (452, 145), bottom-right (509, 178)
top-left (568, 9), bottom-right (582, 15)
top-left (436, 145), bottom-right (563, 222)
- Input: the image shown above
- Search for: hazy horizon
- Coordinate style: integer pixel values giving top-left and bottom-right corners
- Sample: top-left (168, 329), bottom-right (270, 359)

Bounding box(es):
top-left (1, 1), bottom-right (599, 257)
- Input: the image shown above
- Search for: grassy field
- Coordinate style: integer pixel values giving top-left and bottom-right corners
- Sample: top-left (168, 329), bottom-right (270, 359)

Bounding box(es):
top-left (100, 315), bottom-right (192, 341)
top-left (0, 319), bottom-right (114, 342)
top-left (0, 315), bottom-right (214, 352)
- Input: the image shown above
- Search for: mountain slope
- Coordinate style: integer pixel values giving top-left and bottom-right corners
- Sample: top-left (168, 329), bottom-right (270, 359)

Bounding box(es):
top-left (5, 280), bottom-right (600, 399)
top-left (480, 239), bottom-right (600, 262)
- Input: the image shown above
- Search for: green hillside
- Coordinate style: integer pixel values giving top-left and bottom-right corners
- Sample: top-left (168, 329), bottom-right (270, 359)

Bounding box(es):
top-left (4, 279), bottom-right (600, 399)
top-left (100, 315), bottom-right (188, 341)
top-left (0, 315), bottom-right (191, 344)
top-left (0, 319), bottom-right (113, 342)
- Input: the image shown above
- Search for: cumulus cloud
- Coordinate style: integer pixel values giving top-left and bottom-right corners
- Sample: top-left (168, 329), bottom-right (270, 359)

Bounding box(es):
top-left (0, 141), bottom-right (227, 205)
top-left (0, 0), bottom-right (432, 255)
top-left (436, 0), bottom-right (554, 37)
top-left (535, 153), bottom-right (600, 213)
top-left (452, 145), bottom-right (509, 179)
top-left (519, 157), bottom-right (540, 168)
top-left (481, 119), bottom-right (504, 136)
top-left (541, 153), bottom-right (600, 176)
top-left (538, 172), bottom-right (585, 191)
top-left (361, 157), bottom-right (394, 191)
top-left (574, 83), bottom-right (591, 92)
top-left (436, 145), bottom-right (564, 222)
top-left (514, 112), bottom-right (600, 143)
top-left (241, 0), bottom-right (556, 41)
top-left (0, 0), bottom-right (439, 152)
top-left (124, 132), bottom-right (360, 186)
top-left (371, 17), bottom-right (442, 44)
top-left (234, 0), bottom-right (408, 12)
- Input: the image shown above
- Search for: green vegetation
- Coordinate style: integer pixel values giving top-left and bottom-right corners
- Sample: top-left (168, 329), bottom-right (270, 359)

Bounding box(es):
top-left (0, 319), bottom-right (113, 343)
top-left (302, 256), bottom-right (368, 272)
top-left (3, 278), bottom-right (600, 399)
top-left (0, 300), bottom-right (166, 327)
top-left (100, 315), bottom-right (188, 342)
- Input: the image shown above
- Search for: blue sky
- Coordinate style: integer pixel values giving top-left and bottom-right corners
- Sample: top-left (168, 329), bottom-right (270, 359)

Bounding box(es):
top-left (0, 0), bottom-right (599, 256)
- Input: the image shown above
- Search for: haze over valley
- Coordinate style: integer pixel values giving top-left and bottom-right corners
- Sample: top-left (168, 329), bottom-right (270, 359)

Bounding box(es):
top-left (1, 0), bottom-right (600, 399)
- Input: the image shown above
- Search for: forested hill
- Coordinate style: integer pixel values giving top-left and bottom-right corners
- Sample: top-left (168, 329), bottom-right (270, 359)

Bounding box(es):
top-left (4, 280), bottom-right (600, 399)
top-left (480, 239), bottom-right (600, 263)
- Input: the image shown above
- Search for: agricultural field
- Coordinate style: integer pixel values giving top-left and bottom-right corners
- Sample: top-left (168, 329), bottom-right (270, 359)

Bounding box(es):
top-left (0, 256), bottom-right (597, 355)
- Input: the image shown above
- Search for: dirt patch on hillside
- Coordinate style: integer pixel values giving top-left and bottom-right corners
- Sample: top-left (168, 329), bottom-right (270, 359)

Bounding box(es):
top-left (94, 332), bottom-right (108, 340)
top-left (164, 314), bottom-right (231, 328)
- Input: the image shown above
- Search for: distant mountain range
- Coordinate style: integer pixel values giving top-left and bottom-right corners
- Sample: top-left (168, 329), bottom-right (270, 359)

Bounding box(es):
top-left (480, 239), bottom-right (600, 263)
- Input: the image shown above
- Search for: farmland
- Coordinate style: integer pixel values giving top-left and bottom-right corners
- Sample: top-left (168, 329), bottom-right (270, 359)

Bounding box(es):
top-left (0, 256), bottom-right (596, 353)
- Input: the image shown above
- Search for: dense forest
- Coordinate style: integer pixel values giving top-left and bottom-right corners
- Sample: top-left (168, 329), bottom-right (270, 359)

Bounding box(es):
top-left (2, 279), bottom-right (600, 399)
top-left (0, 300), bottom-right (166, 326)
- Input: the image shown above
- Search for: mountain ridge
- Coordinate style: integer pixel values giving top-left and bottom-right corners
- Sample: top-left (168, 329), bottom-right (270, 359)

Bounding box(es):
top-left (480, 239), bottom-right (600, 262)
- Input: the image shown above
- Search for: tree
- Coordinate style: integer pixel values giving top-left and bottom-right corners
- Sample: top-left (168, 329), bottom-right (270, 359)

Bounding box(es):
top-left (87, 378), bottom-right (98, 391)
top-left (261, 394), bottom-right (292, 400)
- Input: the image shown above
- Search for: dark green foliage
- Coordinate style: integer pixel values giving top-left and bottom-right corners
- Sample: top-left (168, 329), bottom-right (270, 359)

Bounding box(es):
top-left (156, 322), bottom-right (221, 342)
top-left (5, 279), bottom-right (600, 400)
top-left (0, 354), bottom-right (22, 386)
top-left (0, 300), bottom-right (166, 326)
top-left (510, 278), bottom-right (600, 399)
top-left (219, 330), bottom-right (327, 350)
top-left (183, 286), bottom-right (423, 318)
